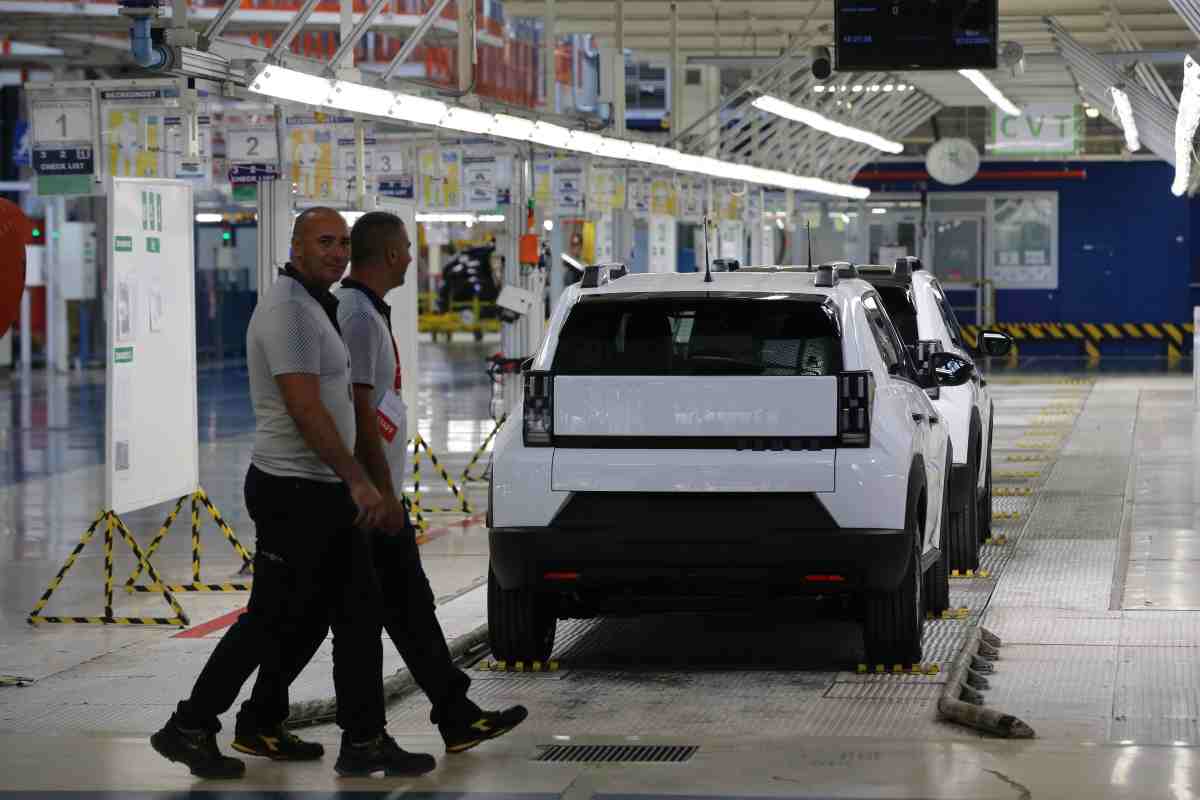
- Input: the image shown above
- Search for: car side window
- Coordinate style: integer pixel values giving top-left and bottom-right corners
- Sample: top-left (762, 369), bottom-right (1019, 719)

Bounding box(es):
top-left (862, 294), bottom-right (913, 378)
top-left (930, 283), bottom-right (967, 352)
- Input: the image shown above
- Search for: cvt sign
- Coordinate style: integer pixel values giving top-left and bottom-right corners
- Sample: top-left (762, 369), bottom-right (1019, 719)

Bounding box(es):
top-left (991, 104), bottom-right (1080, 156)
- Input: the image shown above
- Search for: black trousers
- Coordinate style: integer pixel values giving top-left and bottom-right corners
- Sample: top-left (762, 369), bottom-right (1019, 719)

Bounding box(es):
top-left (242, 510), bottom-right (474, 730)
top-left (176, 465), bottom-right (386, 740)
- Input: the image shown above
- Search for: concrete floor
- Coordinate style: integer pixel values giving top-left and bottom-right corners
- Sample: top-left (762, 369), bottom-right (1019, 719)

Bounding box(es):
top-left (1, 347), bottom-right (1199, 798)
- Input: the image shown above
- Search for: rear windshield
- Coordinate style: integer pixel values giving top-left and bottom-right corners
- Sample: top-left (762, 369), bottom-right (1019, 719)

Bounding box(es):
top-left (874, 286), bottom-right (918, 346)
top-left (552, 297), bottom-right (842, 376)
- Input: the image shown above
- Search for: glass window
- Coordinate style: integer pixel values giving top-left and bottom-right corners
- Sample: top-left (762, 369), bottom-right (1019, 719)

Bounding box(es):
top-left (862, 294), bottom-right (910, 376)
top-left (553, 297), bottom-right (842, 376)
top-left (991, 193), bottom-right (1057, 290)
top-left (931, 217), bottom-right (983, 284)
top-left (873, 285), bottom-right (919, 346)
top-left (929, 282), bottom-right (967, 351)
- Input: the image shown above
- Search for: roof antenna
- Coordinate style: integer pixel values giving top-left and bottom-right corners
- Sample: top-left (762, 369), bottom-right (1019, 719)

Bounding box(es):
top-left (703, 215), bottom-right (714, 283)
top-left (806, 220), bottom-right (814, 270)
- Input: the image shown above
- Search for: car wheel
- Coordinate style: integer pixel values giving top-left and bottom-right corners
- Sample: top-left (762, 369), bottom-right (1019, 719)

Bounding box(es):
top-left (864, 496), bottom-right (925, 665)
top-left (924, 447), bottom-right (952, 616)
top-left (979, 421), bottom-right (994, 544)
top-left (487, 567), bottom-right (557, 663)
top-left (948, 437), bottom-right (980, 573)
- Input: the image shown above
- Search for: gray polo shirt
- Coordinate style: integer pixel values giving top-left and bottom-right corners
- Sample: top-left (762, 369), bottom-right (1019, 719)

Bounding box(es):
top-left (335, 279), bottom-right (396, 407)
top-left (248, 269), bottom-right (356, 482)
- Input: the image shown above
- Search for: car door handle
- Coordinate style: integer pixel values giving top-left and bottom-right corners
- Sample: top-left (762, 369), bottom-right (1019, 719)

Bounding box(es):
top-left (912, 413), bottom-right (926, 423)
top-left (929, 415), bottom-right (940, 425)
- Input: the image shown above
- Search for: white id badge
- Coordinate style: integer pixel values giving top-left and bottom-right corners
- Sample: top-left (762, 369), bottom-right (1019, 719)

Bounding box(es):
top-left (376, 389), bottom-right (409, 490)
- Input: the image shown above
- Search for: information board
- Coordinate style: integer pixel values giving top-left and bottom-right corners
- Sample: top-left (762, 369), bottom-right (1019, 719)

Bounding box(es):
top-left (27, 87), bottom-right (96, 195)
top-left (105, 178), bottom-right (199, 514)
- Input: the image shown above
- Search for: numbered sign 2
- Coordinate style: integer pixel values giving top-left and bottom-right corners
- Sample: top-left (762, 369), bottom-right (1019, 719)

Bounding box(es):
top-left (226, 128), bottom-right (278, 163)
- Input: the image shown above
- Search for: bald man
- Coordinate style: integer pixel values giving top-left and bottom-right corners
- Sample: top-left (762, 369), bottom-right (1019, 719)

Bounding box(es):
top-left (151, 208), bottom-right (434, 780)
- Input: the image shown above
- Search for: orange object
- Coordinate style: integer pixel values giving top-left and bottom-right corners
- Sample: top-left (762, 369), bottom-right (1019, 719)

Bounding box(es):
top-left (519, 234), bottom-right (540, 265)
top-left (0, 198), bottom-right (32, 336)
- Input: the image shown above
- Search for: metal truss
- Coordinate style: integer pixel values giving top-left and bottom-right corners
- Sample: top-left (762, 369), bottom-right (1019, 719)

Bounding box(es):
top-left (1047, 16), bottom-right (1180, 169)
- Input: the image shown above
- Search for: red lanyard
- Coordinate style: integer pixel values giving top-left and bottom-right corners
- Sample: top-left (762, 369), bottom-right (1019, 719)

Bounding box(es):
top-left (388, 332), bottom-right (402, 391)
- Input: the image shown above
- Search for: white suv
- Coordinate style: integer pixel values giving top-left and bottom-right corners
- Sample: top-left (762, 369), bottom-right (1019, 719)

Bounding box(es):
top-left (858, 258), bottom-right (1012, 573)
top-left (487, 262), bottom-right (977, 666)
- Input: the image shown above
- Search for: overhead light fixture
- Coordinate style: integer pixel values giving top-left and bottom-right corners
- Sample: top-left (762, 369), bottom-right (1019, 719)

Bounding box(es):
top-left (1109, 87), bottom-right (1140, 152)
top-left (416, 212), bottom-right (477, 223)
top-left (1084, 105), bottom-right (1100, 119)
top-left (883, 84), bottom-right (894, 92)
top-left (814, 85), bottom-right (826, 93)
top-left (1173, 55), bottom-right (1200, 197)
top-left (852, 85), bottom-right (864, 93)
top-left (477, 214), bottom-right (506, 223)
top-left (958, 69), bottom-right (1021, 116)
top-left (871, 207), bottom-right (887, 214)
top-left (247, 64), bottom-right (870, 200)
top-left (194, 212), bottom-right (223, 223)
top-left (752, 95), bottom-right (905, 154)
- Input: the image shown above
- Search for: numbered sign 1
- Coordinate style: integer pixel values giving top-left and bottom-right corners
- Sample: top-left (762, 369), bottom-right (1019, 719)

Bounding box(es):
top-left (226, 127), bottom-right (278, 164)
top-left (32, 99), bottom-right (93, 145)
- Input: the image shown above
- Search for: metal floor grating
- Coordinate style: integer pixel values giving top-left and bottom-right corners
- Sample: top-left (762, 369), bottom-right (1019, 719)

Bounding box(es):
top-left (534, 744), bottom-right (698, 763)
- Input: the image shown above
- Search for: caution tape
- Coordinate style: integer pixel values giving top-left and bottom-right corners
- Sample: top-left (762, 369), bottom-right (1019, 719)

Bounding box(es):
top-left (856, 662), bottom-right (942, 675)
top-left (125, 489), bottom-right (253, 595)
top-left (951, 569), bottom-right (993, 579)
top-left (479, 659), bottom-right (560, 673)
top-left (461, 414), bottom-right (506, 483)
top-left (0, 675), bottom-right (35, 687)
top-left (993, 487), bottom-right (1032, 497)
top-left (27, 509), bottom-right (189, 628)
top-left (405, 434), bottom-right (474, 531)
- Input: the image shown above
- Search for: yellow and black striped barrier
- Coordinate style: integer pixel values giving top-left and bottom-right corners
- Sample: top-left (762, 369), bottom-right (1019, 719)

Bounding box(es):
top-left (125, 489), bottom-right (253, 594)
top-left (27, 510), bottom-right (189, 627)
top-left (405, 434), bottom-right (474, 531)
top-left (965, 322), bottom-right (1192, 366)
top-left (461, 415), bottom-right (506, 483)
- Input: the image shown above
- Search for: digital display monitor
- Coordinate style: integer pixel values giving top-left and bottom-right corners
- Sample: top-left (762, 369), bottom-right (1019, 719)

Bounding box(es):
top-left (834, 0), bottom-right (998, 72)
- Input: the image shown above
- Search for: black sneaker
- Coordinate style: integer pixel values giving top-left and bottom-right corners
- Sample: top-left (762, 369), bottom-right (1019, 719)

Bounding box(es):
top-left (232, 725), bottom-right (325, 761)
top-left (151, 714), bottom-right (245, 779)
top-left (334, 731), bottom-right (436, 777)
top-left (440, 705), bottom-right (528, 753)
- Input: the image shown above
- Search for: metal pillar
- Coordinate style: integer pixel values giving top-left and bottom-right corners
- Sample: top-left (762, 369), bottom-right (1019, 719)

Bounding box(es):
top-left (547, 214), bottom-right (564, 312)
top-left (544, 0), bottom-right (557, 113)
top-left (19, 286), bottom-right (30, 373)
top-left (670, 2), bottom-right (682, 137)
top-left (614, 0), bottom-right (625, 136)
top-left (457, 0), bottom-right (475, 92)
top-left (256, 179), bottom-right (292, 296)
top-left (46, 197), bottom-right (69, 372)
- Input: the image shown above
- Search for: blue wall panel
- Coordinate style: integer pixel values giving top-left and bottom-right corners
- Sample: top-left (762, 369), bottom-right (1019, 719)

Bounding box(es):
top-left (858, 160), bottom-right (1195, 323)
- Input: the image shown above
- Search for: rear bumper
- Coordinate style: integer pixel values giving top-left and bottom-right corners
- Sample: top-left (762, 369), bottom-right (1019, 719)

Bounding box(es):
top-left (489, 524), bottom-right (914, 598)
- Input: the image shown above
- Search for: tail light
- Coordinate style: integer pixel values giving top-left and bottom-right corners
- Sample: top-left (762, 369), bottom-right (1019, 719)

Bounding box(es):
top-left (838, 370), bottom-right (874, 447)
top-left (523, 371), bottom-right (555, 447)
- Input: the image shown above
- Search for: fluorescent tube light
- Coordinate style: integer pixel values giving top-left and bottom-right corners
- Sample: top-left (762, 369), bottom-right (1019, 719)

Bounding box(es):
top-left (751, 95), bottom-right (904, 154)
top-left (1109, 87), bottom-right (1141, 152)
top-left (390, 94), bottom-right (449, 126)
top-left (194, 212), bottom-right (223, 223)
top-left (477, 214), bottom-right (506, 222)
top-left (245, 64), bottom-right (870, 200)
top-left (416, 212), bottom-right (476, 223)
top-left (958, 69), bottom-right (1021, 116)
top-left (491, 113), bottom-right (537, 141)
top-left (1173, 55), bottom-right (1200, 197)
top-left (441, 107), bottom-right (495, 135)
top-left (531, 121), bottom-right (574, 149)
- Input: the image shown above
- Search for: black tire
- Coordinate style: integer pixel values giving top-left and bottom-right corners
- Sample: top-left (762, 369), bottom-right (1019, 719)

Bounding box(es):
top-left (487, 567), bottom-right (557, 663)
top-left (947, 435), bottom-right (980, 573)
top-left (979, 417), bottom-right (994, 544)
top-left (863, 493), bottom-right (925, 665)
top-left (924, 446), bottom-right (952, 616)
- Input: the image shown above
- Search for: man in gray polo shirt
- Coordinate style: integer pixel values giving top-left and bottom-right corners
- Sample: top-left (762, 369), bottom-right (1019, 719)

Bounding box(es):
top-left (248, 211), bottom-right (528, 753)
top-left (151, 207), bottom-right (434, 780)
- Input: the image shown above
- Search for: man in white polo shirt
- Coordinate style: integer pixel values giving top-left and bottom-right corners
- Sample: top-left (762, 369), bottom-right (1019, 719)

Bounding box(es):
top-left (151, 207), bottom-right (435, 779)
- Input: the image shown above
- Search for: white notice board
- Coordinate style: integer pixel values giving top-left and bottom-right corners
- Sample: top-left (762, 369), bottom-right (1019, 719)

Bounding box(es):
top-left (105, 177), bottom-right (199, 514)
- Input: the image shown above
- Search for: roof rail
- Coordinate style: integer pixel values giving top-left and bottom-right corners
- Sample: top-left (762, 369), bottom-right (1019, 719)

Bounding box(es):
top-left (896, 256), bottom-right (923, 273)
top-left (814, 263), bottom-right (838, 288)
top-left (581, 263), bottom-right (629, 288)
top-left (830, 262), bottom-right (858, 279)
